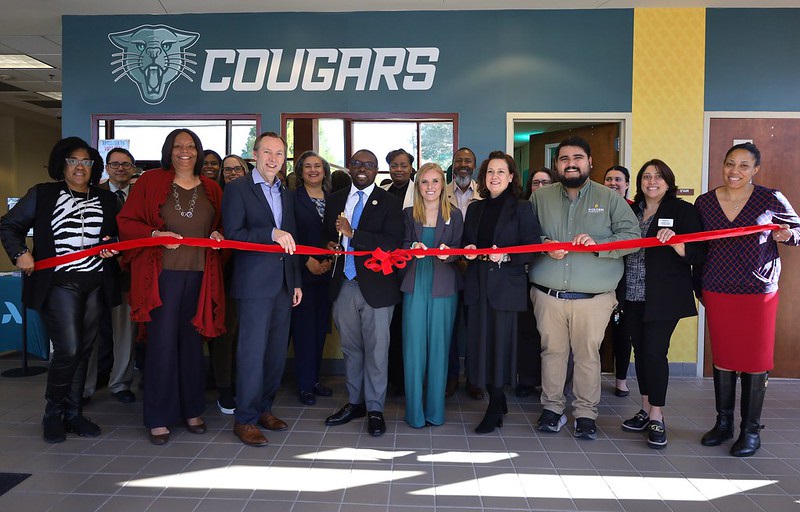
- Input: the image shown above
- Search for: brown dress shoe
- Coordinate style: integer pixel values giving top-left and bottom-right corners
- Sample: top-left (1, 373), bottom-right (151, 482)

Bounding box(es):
top-left (258, 412), bottom-right (288, 431)
top-left (445, 378), bottom-right (458, 398)
top-left (234, 422), bottom-right (268, 447)
top-left (467, 383), bottom-right (485, 400)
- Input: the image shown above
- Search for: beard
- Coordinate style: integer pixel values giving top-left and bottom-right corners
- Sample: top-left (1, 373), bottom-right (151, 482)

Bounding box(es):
top-left (454, 173), bottom-right (472, 189)
top-left (561, 166), bottom-right (589, 189)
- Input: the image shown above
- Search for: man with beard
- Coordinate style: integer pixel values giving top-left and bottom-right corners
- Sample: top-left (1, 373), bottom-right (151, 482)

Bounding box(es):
top-left (529, 136), bottom-right (638, 440)
top-left (444, 147), bottom-right (485, 400)
top-left (323, 149), bottom-right (403, 437)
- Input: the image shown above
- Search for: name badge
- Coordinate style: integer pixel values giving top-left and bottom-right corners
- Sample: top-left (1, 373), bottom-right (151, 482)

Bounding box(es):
top-left (658, 218), bottom-right (674, 227)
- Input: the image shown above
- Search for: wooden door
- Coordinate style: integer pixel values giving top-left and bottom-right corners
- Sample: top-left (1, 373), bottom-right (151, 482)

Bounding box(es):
top-left (705, 118), bottom-right (800, 378)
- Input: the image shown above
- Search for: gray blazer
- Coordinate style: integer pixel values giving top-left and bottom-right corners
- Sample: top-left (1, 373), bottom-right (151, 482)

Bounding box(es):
top-left (400, 206), bottom-right (464, 297)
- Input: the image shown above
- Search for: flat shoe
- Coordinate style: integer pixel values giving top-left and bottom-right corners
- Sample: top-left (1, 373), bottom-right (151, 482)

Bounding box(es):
top-left (149, 429), bottom-right (170, 445)
top-left (614, 387), bottom-right (630, 397)
top-left (298, 391), bottom-right (316, 405)
top-left (313, 383), bottom-right (333, 397)
top-left (185, 419), bottom-right (207, 434)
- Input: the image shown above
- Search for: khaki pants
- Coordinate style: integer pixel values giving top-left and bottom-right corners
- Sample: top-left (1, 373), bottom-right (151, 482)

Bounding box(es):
top-left (531, 288), bottom-right (616, 420)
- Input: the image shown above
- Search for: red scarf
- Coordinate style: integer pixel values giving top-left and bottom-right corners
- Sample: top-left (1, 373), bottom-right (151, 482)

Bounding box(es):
top-left (118, 168), bottom-right (225, 337)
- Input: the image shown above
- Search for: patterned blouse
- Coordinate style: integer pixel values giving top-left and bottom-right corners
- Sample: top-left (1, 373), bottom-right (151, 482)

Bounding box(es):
top-left (695, 185), bottom-right (800, 295)
top-left (53, 190), bottom-right (103, 272)
top-left (624, 205), bottom-right (654, 302)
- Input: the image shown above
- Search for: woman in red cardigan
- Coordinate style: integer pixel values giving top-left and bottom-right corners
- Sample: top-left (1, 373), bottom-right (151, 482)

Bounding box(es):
top-left (118, 129), bottom-right (225, 445)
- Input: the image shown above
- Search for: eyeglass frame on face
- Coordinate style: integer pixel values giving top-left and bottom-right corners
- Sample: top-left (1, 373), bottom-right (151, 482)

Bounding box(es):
top-left (531, 179), bottom-right (552, 187)
top-left (107, 161), bottom-right (134, 171)
top-left (222, 165), bottom-right (245, 175)
top-left (66, 158), bottom-right (94, 168)
top-left (350, 159), bottom-right (378, 170)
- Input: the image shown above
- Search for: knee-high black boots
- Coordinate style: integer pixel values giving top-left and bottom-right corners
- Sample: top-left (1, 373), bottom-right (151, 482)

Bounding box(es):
top-left (730, 372), bottom-right (768, 457)
top-left (476, 387), bottom-right (505, 434)
top-left (701, 368), bottom-right (736, 446)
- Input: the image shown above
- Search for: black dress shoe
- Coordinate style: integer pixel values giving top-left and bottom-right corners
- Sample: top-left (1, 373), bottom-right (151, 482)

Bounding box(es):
top-left (298, 390), bottom-right (316, 405)
top-left (42, 415), bottom-right (66, 443)
top-left (313, 383), bottom-right (333, 397)
top-left (112, 389), bottom-right (136, 403)
top-left (367, 411), bottom-right (386, 436)
top-left (614, 387), bottom-right (630, 397)
top-left (63, 415), bottom-right (101, 437)
top-left (325, 403), bottom-right (366, 426)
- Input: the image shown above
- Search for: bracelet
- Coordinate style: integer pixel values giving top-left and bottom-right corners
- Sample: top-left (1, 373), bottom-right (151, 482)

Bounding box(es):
top-left (151, 229), bottom-right (159, 237)
top-left (12, 248), bottom-right (29, 263)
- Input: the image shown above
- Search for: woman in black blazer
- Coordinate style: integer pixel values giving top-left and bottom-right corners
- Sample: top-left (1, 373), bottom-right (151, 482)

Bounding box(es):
top-left (291, 151), bottom-right (334, 405)
top-left (462, 151), bottom-right (541, 434)
top-left (0, 137), bottom-right (121, 443)
top-left (400, 163), bottom-right (463, 428)
top-left (620, 159), bottom-right (706, 449)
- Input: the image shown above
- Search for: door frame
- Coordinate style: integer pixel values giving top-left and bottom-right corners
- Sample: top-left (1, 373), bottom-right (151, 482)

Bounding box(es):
top-left (505, 112), bottom-right (633, 168)
top-left (698, 110), bottom-right (800, 377)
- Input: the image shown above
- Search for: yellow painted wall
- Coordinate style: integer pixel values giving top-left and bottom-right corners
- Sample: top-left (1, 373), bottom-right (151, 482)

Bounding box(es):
top-left (631, 8), bottom-right (706, 363)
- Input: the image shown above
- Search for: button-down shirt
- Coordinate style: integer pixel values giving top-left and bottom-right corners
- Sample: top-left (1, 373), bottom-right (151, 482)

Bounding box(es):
top-left (529, 179), bottom-right (639, 293)
top-left (253, 171), bottom-right (283, 233)
top-left (343, 182), bottom-right (376, 251)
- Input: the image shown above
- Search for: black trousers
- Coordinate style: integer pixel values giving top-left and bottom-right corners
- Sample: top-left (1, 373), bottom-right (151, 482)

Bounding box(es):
top-left (291, 279), bottom-right (331, 393)
top-left (611, 315), bottom-right (631, 381)
top-left (143, 270), bottom-right (205, 428)
top-left (624, 301), bottom-right (678, 407)
top-left (387, 301), bottom-right (404, 389)
top-left (517, 285), bottom-right (542, 387)
top-left (39, 273), bottom-right (104, 419)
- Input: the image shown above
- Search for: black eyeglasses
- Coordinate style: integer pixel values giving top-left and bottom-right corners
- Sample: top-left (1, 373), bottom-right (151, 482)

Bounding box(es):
top-left (350, 160), bottom-right (378, 170)
top-left (107, 162), bottom-right (134, 171)
top-left (531, 179), bottom-right (552, 186)
top-left (66, 158), bottom-right (94, 168)
top-left (223, 166), bottom-right (245, 174)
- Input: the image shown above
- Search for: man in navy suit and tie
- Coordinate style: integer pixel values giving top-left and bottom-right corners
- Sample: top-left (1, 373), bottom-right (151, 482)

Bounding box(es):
top-left (323, 149), bottom-right (403, 436)
top-left (223, 132), bottom-right (302, 447)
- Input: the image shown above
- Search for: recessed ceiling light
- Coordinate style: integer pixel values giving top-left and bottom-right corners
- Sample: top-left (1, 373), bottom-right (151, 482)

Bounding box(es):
top-left (38, 91), bottom-right (62, 100)
top-left (0, 55), bottom-right (53, 69)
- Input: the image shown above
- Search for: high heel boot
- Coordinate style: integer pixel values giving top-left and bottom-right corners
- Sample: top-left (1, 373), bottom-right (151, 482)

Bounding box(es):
top-left (475, 387), bottom-right (505, 434)
top-left (701, 368), bottom-right (736, 446)
top-left (730, 372), bottom-right (767, 457)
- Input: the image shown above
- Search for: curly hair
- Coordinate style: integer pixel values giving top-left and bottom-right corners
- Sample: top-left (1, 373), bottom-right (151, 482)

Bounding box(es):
top-left (48, 137), bottom-right (104, 187)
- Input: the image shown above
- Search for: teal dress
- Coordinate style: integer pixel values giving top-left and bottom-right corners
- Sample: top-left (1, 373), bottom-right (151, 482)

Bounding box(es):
top-left (402, 226), bottom-right (458, 428)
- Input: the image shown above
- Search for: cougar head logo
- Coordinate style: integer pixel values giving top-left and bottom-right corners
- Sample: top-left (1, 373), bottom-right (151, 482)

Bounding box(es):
top-left (109, 25), bottom-right (199, 105)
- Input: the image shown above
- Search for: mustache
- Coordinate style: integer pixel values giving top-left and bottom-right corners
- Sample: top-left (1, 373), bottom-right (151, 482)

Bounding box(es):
top-left (564, 166), bottom-right (580, 172)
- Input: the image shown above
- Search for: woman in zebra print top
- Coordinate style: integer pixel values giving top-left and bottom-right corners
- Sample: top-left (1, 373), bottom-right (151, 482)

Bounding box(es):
top-left (0, 137), bottom-right (121, 444)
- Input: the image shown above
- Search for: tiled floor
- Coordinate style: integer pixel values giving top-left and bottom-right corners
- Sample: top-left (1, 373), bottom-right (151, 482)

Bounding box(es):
top-left (1, 358), bottom-right (799, 512)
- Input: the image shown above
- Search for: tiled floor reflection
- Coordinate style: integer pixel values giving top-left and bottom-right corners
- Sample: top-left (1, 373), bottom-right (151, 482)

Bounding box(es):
top-left (1, 358), bottom-right (799, 512)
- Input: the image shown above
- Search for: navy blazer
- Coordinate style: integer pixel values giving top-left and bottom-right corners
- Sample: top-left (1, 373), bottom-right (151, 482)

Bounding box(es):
top-left (400, 206), bottom-right (464, 297)
top-left (627, 196), bottom-right (706, 321)
top-left (462, 193), bottom-right (542, 312)
top-left (324, 185), bottom-right (403, 309)
top-left (294, 186), bottom-right (330, 285)
top-left (222, 172), bottom-right (301, 299)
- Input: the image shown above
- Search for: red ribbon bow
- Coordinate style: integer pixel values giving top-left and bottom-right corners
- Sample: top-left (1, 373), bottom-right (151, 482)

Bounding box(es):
top-left (364, 248), bottom-right (411, 275)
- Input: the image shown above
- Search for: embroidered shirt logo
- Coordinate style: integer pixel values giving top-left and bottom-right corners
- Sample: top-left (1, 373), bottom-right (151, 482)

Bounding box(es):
top-left (109, 24), bottom-right (199, 105)
top-left (587, 203), bottom-right (605, 214)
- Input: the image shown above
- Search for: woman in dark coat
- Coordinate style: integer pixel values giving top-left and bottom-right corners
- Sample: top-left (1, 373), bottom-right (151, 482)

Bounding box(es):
top-left (0, 137), bottom-right (121, 443)
top-left (462, 151), bottom-right (541, 434)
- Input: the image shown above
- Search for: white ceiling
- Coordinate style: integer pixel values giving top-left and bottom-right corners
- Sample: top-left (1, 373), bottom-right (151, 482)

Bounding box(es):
top-left (1, 0), bottom-right (800, 121)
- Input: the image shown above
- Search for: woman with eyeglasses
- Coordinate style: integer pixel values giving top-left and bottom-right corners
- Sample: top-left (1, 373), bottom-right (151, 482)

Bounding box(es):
top-left (524, 167), bottom-right (556, 199)
top-left (462, 151), bottom-right (541, 434)
top-left (118, 129), bottom-right (225, 445)
top-left (218, 154), bottom-right (249, 188)
top-left (202, 149), bottom-right (223, 181)
top-left (292, 151), bottom-right (334, 405)
top-left (1, 137), bottom-right (121, 443)
top-left (208, 153), bottom-right (251, 415)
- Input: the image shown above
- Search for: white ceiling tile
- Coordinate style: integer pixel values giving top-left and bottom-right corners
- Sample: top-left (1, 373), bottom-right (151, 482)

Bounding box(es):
top-left (0, 35), bottom-right (61, 54)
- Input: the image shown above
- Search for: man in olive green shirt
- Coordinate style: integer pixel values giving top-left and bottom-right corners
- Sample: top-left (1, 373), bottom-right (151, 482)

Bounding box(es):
top-left (529, 136), bottom-right (639, 440)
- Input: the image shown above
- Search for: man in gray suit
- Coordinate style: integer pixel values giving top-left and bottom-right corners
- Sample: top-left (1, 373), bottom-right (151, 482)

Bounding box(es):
top-left (223, 132), bottom-right (302, 447)
top-left (83, 147), bottom-right (137, 404)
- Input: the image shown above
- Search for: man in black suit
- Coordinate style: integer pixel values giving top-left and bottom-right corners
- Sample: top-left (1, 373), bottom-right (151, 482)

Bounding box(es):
top-left (323, 149), bottom-right (403, 437)
top-left (223, 132), bottom-right (302, 447)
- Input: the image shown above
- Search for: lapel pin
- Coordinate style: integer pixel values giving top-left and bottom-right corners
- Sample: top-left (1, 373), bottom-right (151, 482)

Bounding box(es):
top-left (372, 200), bottom-right (378, 205)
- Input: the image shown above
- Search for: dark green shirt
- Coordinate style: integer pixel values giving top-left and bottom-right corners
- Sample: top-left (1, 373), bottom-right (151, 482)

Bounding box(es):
top-left (529, 180), bottom-right (639, 293)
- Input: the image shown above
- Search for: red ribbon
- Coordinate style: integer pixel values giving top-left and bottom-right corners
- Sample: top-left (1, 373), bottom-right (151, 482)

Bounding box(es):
top-left (31, 223), bottom-right (781, 274)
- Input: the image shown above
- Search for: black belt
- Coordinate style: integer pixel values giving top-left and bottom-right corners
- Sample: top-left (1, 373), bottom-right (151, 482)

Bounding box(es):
top-left (534, 284), bottom-right (598, 300)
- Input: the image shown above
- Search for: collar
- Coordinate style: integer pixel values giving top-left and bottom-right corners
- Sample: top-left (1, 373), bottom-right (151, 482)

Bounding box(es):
top-left (253, 170), bottom-right (281, 189)
top-left (108, 182), bottom-right (130, 195)
top-left (348, 182), bottom-right (376, 199)
top-left (560, 178), bottom-right (592, 199)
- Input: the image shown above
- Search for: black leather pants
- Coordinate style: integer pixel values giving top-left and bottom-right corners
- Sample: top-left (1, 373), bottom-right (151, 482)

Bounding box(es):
top-left (39, 274), bottom-right (104, 419)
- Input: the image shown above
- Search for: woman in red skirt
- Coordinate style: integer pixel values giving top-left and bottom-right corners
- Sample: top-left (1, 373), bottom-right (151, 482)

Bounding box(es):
top-left (695, 142), bottom-right (800, 457)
